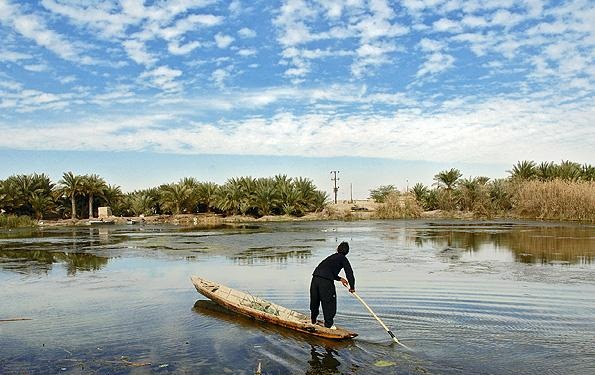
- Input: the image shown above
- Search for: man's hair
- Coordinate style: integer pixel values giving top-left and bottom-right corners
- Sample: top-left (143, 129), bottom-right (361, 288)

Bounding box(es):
top-left (337, 241), bottom-right (349, 255)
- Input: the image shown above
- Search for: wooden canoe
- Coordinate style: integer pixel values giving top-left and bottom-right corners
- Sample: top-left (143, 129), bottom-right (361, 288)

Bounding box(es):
top-left (190, 276), bottom-right (357, 340)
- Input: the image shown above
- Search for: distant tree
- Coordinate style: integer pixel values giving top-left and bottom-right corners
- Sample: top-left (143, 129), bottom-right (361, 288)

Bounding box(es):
top-left (81, 174), bottom-right (107, 218)
top-left (160, 183), bottom-right (191, 214)
top-left (369, 185), bottom-right (398, 203)
top-left (581, 164), bottom-right (595, 181)
top-left (554, 160), bottom-right (582, 181)
top-left (57, 172), bottom-right (84, 219)
top-left (433, 169), bottom-right (462, 190)
top-left (253, 178), bottom-right (278, 216)
top-left (536, 161), bottom-right (556, 181)
top-left (197, 182), bottom-right (218, 212)
top-left (508, 160), bottom-right (537, 180)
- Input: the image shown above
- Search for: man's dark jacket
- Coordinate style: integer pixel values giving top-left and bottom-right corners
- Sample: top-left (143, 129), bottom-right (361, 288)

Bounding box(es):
top-left (312, 252), bottom-right (355, 289)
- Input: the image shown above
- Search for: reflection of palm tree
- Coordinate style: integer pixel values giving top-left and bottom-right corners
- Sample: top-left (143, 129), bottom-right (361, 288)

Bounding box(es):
top-left (306, 346), bottom-right (340, 375)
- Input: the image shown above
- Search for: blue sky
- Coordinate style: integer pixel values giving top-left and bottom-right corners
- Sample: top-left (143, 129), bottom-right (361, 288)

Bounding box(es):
top-left (0, 0), bottom-right (593, 198)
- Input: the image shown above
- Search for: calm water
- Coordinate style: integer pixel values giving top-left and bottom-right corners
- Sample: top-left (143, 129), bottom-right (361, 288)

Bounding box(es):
top-left (1, 220), bottom-right (594, 374)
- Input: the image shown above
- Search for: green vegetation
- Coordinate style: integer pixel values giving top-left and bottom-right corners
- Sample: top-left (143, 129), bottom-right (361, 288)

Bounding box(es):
top-left (373, 160), bottom-right (595, 222)
top-left (2, 159), bottom-right (593, 227)
top-left (0, 215), bottom-right (36, 228)
top-left (0, 172), bottom-right (329, 227)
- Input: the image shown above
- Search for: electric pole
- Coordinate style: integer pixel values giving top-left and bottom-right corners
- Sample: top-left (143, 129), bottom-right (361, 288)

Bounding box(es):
top-left (330, 170), bottom-right (340, 204)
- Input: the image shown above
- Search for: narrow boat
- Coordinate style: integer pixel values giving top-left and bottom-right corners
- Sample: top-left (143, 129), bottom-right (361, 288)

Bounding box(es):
top-left (190, 276), bottom-right (357, 340)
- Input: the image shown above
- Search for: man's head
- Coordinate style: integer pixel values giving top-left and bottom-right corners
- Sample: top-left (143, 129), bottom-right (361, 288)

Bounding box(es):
top-left (337, 241), bottom-right (349, 255)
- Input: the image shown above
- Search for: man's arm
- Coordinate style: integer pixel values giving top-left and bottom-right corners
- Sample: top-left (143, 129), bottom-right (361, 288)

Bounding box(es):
top-left (343, 258), bottom-right (355, 292)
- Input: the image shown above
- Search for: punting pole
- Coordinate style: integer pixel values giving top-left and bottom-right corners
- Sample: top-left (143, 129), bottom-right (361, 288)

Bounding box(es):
top-left (348, 288), bottom-right (408, 349)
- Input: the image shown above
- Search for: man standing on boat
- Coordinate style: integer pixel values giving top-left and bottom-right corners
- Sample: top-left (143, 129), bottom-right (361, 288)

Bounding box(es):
top-left (310, 241), bottom-right (355, 329)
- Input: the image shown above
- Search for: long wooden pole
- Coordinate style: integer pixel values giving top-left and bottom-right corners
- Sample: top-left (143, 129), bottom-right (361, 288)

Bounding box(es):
top-left (349, 290), bottom-right (408, 348)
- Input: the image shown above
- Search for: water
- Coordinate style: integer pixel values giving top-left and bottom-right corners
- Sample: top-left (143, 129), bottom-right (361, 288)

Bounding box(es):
top-left (1, 220), bottom-right (594, 374)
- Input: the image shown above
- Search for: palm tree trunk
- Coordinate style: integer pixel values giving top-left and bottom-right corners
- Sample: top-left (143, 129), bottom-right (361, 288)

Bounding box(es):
top-left (88, 194), bottom-right (94, 218)
top-left (71, 195), bottom-right (76, 219)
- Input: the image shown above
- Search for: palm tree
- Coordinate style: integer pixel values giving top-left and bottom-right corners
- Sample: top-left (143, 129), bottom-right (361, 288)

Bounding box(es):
top-left (555, 160), bottom-right (582, 181)
top-left (215, 178), bottom-right (244, 215)
top-left (197, 182), bottom-right (218, 212)
top-left (253, 178), bottom-right (278, 216)
top-left (127, 192), bottom-right (155, 216)
top-left (536, 161), bottom-right (556, 181)
top-left (411, 183), bottom-right (428, 203)
top-left (508, 160), bottom-right (536, 180)
top-left (29, 192), bottom-right (54, 220)
top-left (293, 177), bottom-right (316, 210)
top-left (310, 190), bottom-right (329, 212)
top-left (581, 164), bottom-right (595, 181)
top-left (103, 184), bottom-right (123, 211)
top-left (57, 172), bottom-right (84, 219)
top-left (433, 168), bottom-right (462, 190)
top-left (180, 177), bottom-right (201, 213)
top-left (81, 174), bottom-right (107, 218)
top-left (160, 182), bottom-right (191, 214)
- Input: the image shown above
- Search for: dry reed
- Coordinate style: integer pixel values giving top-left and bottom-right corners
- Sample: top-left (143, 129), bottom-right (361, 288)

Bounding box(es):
top-left (512, 180), bottom-right (595, 222)
top-left (375, 192), bottom-right (423, 219)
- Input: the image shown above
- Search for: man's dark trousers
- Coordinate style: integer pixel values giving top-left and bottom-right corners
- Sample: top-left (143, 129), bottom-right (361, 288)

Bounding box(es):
top-left (310, 275), bottom-right (337, 328)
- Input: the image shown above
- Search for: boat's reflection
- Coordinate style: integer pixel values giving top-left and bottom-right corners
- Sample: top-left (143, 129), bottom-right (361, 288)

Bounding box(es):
top-left (192, 300), bottom-right (355, 349)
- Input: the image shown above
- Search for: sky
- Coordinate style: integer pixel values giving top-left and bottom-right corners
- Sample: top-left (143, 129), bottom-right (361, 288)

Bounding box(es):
top-left (0, 0), bottom-right (593, 199)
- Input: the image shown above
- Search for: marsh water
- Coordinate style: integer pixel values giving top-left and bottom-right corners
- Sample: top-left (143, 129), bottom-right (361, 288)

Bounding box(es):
top-left (1, 220), bottom-right (594, 374)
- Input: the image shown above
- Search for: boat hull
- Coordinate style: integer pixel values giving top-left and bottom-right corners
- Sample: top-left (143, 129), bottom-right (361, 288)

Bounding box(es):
top-left (191, 276), bottom-right (357, 340)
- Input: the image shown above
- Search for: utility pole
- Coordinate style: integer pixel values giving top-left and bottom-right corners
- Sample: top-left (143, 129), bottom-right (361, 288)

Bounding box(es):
top-left (330, 170), bottom-right (340, 204)
top-left (350, 183), bottom-right (353, 204)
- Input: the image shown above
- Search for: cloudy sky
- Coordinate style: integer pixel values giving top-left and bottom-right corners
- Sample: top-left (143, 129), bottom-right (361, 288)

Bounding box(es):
top-left (0, 0), bottom-right (593, 197)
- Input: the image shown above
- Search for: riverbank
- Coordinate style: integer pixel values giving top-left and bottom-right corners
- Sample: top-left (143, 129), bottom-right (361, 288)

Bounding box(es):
top-left (29, 199), bottom-right (499, 229)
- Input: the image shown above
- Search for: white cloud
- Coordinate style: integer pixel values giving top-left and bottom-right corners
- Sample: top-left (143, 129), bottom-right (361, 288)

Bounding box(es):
top-left (418, 38), bottom-right (444, 52)
top-left (432, 18), bottom-right (463, 33)
top-left (0, 1), bottom-right (88, 64)
top-left (0, 50), bottom-right (31, 62)
top-left (215, 33), bottom-right (234, 49)
top-left (140, 66), bottom-right (183, 91)
top-left (238, 27), bottom-right (256, 38)
top-left (2, 95), bottom-right (592, 165)
top-left (123, 39), bottom-right (156, 66)
top-left (168, 40), bottom-right (201, 55)
top-left (211, 68), bottom-right (230, 88)
top-left (416, 52), bottom-right (455, 77)
top-left (23, 64), bottom-right (48, 72)
top-left (238, 48), bottom-right (256, 57)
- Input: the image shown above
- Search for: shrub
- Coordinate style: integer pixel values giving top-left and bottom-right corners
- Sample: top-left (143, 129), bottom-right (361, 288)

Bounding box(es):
top-left (375, 192), bottom-right (423, 219)
top-left (0, 214), bottom-right (36, 228)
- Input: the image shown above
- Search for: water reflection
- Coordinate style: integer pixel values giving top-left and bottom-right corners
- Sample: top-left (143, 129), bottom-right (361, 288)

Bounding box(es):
top-left (0, 249), bottom-right (109, 275)
top-left (233, 246), bottom-right (313, 264)
top-left (412, 223), bottom-right (593, 265)
top-left (306, 346), bottom-right (341, 375)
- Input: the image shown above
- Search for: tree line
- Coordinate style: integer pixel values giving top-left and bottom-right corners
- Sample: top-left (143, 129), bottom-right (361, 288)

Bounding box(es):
top-left (370, 160), bottom-right (595, 221)
top-left (0, 172), bottom-right (328, 221)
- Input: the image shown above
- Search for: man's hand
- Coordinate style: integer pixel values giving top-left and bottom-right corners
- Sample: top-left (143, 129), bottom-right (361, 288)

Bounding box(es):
top-left (340, 277), bottom-right (349, 288)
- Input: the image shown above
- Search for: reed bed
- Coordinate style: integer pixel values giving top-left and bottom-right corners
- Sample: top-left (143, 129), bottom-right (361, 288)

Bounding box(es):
top-left (512, 180), bottom-right (595, 222)
top-left (375, 192), bottom-right (423, 219)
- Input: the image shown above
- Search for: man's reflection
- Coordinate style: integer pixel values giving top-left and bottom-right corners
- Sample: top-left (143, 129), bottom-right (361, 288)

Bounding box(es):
top-left (306, 345), bottom-right (340, 374)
